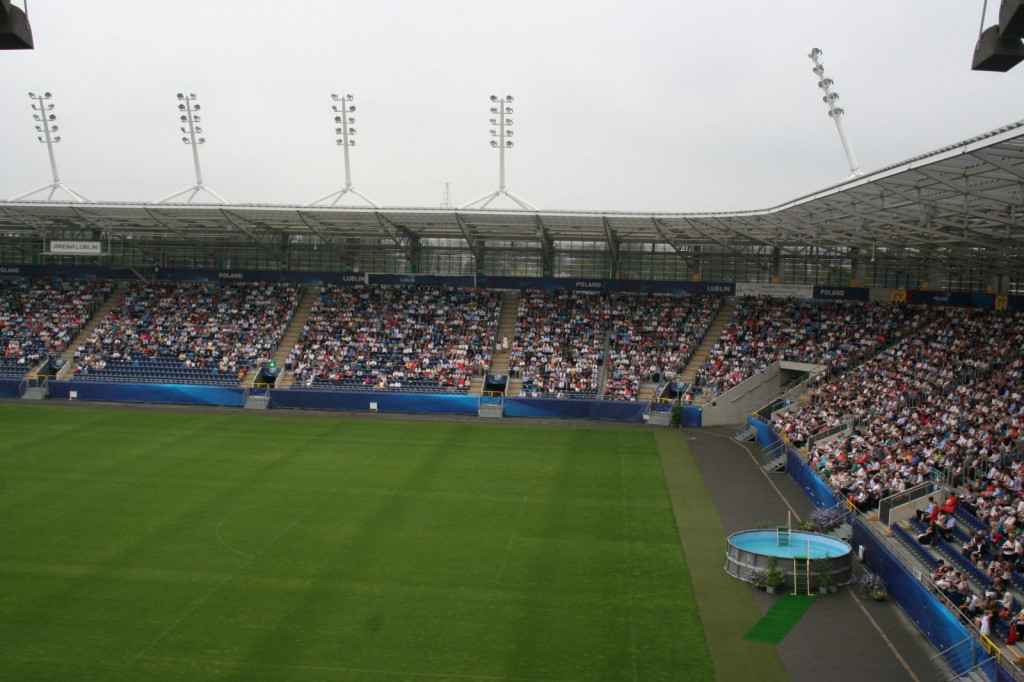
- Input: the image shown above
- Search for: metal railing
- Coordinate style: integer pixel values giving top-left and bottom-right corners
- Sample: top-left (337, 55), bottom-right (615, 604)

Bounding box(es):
top-left (877, 480), bottom-right (942, 526)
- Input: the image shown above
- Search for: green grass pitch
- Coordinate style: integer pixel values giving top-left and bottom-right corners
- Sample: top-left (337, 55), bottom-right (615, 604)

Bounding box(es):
top-left (0, 404), bottom-right (713, 681)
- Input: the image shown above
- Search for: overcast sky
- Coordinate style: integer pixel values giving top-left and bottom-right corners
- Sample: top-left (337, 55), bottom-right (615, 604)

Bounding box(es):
top-left (1, 1), bottom-right (1021, 213)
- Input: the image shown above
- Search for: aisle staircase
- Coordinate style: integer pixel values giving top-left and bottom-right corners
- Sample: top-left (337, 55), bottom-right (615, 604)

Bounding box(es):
top-left (269, 285), bottom-right (319, 389)
top-left (492, 290), bottom-right (521, 397)
top-left (56, 286), bottom-right (126, 380)
top-left (674, 298), bottom-right (736, 401)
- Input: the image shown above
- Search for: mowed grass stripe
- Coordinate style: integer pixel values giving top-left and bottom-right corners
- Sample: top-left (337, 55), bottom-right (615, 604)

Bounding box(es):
top-left (0, 404), bottom-right (712, 681)
top-left (654, 429), bottom-right (788, 682)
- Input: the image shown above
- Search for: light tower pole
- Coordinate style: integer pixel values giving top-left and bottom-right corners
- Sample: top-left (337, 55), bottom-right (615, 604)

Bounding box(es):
top-left (460, 95), bottom-right (538, 210)
top-left (10, 92), bottom-right (93, 202)
top-left (305, 92), bottom-right (380, 207)
top-left (156, 92), bottom-right (232, 204)
top-left (808, 48), bottom-right (864, 180)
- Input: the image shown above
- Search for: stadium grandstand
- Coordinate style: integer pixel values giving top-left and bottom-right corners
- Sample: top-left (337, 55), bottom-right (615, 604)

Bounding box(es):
top-left (3, 112), bottom-right (1024, 679)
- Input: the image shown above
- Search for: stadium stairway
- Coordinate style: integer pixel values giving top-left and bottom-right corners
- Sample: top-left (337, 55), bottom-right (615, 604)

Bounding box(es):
top-left (491, 290), bottom-right (520, 397)
top-left (56, 286), bottom-right (126, 380)
top-left (674, 297), bottom-right (736, 399)
top-left (270, 285), bottom-right (319, 389)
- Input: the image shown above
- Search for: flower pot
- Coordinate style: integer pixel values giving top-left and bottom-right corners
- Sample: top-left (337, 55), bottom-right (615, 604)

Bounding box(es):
top-left (829, 586), bottom-right (837, 594)
top-left (766, 585), bottom-right (776, 594)
top-left (819, 586), bottom-right (829, 595)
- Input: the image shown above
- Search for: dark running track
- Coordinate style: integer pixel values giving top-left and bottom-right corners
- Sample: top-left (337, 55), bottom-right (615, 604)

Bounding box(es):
top-left (666, 426), bottom-right (947, 682)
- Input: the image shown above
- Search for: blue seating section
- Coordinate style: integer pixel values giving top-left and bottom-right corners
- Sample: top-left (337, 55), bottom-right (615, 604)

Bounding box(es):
top-left (306, 378), bottom-right (469, 394)
top-left (0, 361), bottom-right (29, 378)
top-left (953, 507), bottom-right (989, 534)
top-left (908, 517), bottom-right (998, 591)
top-left (76, 358), bottom-right (241, 386)
top-left (889, 523), bottom-right (940, 572)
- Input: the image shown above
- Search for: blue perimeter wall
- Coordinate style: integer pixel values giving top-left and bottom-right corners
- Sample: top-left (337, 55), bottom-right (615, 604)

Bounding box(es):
top-left (503, 397), bottom-right (648, 421)
top-left (751, 416), bottom-right (1003, 679)
top-left (269, 389), bottom-right (479, 415)
top-left (50, 381), bottom-right (246, 407)
top-left (8, 381), bottom-right (662, 422)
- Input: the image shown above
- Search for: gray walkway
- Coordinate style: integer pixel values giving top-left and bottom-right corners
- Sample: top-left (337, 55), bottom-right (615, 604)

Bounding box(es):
top-left (682, 426), bottom-right (949, 682)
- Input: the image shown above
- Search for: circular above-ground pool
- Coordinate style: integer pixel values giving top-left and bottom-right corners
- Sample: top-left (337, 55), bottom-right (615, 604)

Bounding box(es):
top-left (724, 529), bottom-right (853, 589)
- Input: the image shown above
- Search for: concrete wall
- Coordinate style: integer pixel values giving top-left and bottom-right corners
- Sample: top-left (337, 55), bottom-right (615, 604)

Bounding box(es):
top-left (700, 364), bottom-right (782, 426)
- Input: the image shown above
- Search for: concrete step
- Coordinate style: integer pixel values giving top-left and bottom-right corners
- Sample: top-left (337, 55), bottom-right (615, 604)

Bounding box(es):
top-left (244, 395), bottom-right (270, 410)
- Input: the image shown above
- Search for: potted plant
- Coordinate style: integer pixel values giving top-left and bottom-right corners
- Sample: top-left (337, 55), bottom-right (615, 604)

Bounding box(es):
top-left (749, 568), bottom-right (767, 590)
top-left (763, 556), bottom-right (786, 594)
top-left (669, 402), bottom-right (683, 428)
top-left (859, 572), bottom-right (887, 601)
top-left (809, 507), bottom-right (842, 534)
top-left (815, 556), bottom-right (835, 594)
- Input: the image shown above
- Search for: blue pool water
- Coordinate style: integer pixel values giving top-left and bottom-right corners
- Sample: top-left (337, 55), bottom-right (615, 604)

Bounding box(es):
top-left (728, 529), bottom-right (851, 559)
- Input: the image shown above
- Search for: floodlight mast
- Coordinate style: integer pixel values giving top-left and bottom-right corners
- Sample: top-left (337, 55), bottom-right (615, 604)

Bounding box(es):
top-left (10, 92), bottom-right (93, 202)
top-left (460, 95), bottom-right (538, 211)
top-left (305, 92), bottom-right (380, 208)
top-left (156, 92), bottom-right (232, 204)
top-left (808, 48), bottom-right (864, 180)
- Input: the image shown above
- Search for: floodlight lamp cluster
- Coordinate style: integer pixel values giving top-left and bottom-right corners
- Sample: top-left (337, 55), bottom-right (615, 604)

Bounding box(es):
top-left (176, 94), bottom-right (205, 145)
top-left (331, 93), bottom-right (358, 147)
top-left (489, 94), bottom-right (514, 148)
top-left (28, 92), bottom-right (60, 143)
top-left (808, 48), bottom-right (844, 119)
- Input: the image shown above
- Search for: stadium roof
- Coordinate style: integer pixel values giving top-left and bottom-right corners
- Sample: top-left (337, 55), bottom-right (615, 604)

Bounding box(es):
top-left (2, 120), bottom-right (1023, 273)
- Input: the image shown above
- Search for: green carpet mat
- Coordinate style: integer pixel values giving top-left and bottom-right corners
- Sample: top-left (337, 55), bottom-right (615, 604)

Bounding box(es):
top-left (743, 593), bottom-right (817, 644)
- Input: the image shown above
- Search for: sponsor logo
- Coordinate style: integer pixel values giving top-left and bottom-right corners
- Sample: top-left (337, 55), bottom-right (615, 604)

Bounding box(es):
top-left (341, 275), bottom-right (363, 282)
top-left (218, 272), bottom-right (244, 279)
top-left (575, 281), bottom-right (602, 288)
top-left (819, 288), bottom-right (845, 296)
top-left (706, 285), bottom-right (730, 292)
top-left (0, 267), bottom-right (21, 274)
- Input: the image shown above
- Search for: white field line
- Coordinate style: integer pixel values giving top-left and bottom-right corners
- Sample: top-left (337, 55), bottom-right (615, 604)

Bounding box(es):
top-left (137, 654), bottom-right (573, 682)
top-left (494, 494), bottom-right (529, 587)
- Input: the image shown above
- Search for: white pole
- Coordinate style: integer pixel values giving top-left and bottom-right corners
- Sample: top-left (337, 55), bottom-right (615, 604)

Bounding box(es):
top-left (808, 48), bottom-right (864, 179)
top-left (10, 92), bottom-right (93, 202)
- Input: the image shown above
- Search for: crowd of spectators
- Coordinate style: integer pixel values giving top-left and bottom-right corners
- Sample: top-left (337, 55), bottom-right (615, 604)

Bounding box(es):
top-left (603, 294), bottom-right (720, 401)
top-left (762, 302), bottom-right (1024, 650)
top-left (288, 284), bottom-right (499, 391)
top-left (775, 306), bottom-right (1024, 509)
top-left (508, 290), bottom-right (609, 398)
top-left (73, 281), bottom-right (299, 381)
top-left (929, 557), bottom-right (1022, 642)
top-left (693, 297), bottom-right (919, 397)
top-left (0, 277), bottom-right (112, 375)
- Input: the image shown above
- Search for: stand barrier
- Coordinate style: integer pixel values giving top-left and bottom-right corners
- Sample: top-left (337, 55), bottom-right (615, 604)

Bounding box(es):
top-left (269, 389), bottom-right (479, 415)
top-left (49, 381), bottom-right (247, 407)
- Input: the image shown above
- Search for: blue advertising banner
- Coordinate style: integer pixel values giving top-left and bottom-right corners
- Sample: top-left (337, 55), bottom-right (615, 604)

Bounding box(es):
top-left (908, 290), bottom-right (994, 307)
top-left (503, 397), bottom-right (648, 421)
top-left (479, 276), bottom-right (734, 295)
top-left (269, 388), bottom-right (479, 415)
top-left (812, 286), bottom-right (869, 301)
top-left (368, 274), bottom-right (476, 287)
top-left (49, 381), bottom-right (246, 406)
top-left (157, 269), bottom-right (368, 285)
top-left (617, 280), bottom-right (735, 295)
